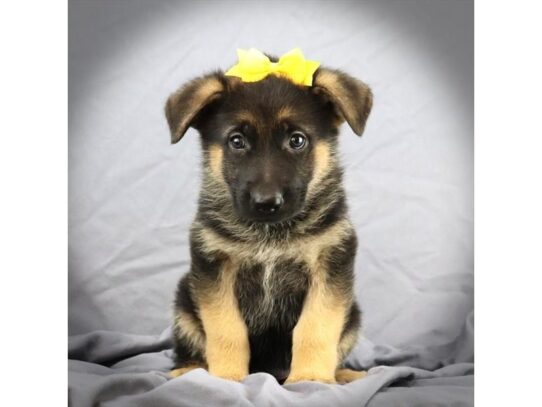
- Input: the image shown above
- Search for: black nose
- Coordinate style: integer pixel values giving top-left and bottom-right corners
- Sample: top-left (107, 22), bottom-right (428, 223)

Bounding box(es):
top-left (251, 191), bottom-right (284, 215)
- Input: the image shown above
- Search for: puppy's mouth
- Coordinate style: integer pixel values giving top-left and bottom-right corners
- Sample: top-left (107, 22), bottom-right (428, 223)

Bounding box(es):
top-left (235, 204), bottom-right (301, 225)
top-left (232, 190), bottom-right (305, 225)
top-left (243, 210), bottom-right (295, 224)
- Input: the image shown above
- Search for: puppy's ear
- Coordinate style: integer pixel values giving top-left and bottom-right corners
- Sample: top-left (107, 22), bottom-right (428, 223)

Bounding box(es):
top-left (313, 68), bottom-right (373, 136)
top-left (165, 72), bottom-right (226, 143)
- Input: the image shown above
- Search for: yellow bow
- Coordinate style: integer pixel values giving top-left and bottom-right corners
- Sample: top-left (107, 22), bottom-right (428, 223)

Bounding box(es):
top-left (225, 48), bottom-right (320, 86)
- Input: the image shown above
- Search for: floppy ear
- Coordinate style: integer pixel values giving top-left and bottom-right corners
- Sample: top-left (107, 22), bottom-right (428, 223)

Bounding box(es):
top-left (313, 68), bottom-right (373, 136)
top-left (165, 72), bottom-right (226, 144)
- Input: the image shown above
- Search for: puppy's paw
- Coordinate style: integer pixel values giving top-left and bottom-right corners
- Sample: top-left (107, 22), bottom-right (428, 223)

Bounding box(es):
top-left (170, 364), bottom-right (204, 378)
top-left (209, 368), bottom-right (248, 382)
top-left (335, 368), bottom-right (367, 384)
top-left (284, 372), bottom-right (336, 384)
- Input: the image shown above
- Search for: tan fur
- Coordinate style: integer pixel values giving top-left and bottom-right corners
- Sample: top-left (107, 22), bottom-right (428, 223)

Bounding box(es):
top-left (306, 142), bottom-right (332, 198)
top-left (234, 110), bottom-right (259, 126)
top-left (195, 217), bottom-right (352, 266)
top-left (198, 260), bottom-right (250, 381)
top-left (276, 105), bottom-right (294, 122)
top-left (173, 310), bottom-right (205, 355)
top-left (314, 69), bottom-right (347, 125)
top-left (207, 145), bottom-right (225, 183)
top-left (335, 368), bottom-right (367, 384)
top-left (285, 274), bottom-right (347, 384)
top-left (315, 70), bottom-right (342, 96)
top-left (170, 363), bottom-right (205, 378)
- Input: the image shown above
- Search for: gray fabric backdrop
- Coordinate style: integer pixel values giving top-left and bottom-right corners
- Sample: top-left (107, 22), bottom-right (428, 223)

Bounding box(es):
top-left (68, 0), bottom-right (473, 405)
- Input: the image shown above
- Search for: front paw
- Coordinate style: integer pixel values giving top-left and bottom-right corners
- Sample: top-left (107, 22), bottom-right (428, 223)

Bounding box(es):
top-left (209, 368), bottom-right (248, 382)
top-left (284, 371), bottom-right (336, 384)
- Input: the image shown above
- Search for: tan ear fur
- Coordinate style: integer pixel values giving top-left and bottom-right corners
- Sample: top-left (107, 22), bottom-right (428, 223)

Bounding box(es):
top-left (313, 68), bottom-right (373, 136)
top-left (165, 72), bottom-right (225, 143)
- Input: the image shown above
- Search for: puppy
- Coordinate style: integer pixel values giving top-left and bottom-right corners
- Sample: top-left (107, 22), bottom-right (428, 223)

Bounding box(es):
top-left (166, 52), bottom-right (372, 384)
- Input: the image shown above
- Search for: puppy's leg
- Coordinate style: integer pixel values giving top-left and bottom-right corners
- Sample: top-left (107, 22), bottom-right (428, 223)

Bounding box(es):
top-left (170, 319), bottom-right (206, 379)
top-left (334, 302), bottom-right (367, 384)
top-left (285, 278), bottom-right (346, 384)
top-left (198, 261), bottom-right (250, 382)
top-left (172, 276), bottom-right (207, 377)
top-left (337, 302), bottom-right (361, 362)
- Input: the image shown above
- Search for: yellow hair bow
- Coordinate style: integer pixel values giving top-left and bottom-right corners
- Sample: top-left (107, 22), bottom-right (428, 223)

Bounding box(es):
top-left (225, 48), bottom-right (320, 86)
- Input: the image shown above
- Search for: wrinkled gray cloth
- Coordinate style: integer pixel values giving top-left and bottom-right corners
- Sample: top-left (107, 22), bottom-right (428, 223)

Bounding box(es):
top-left (69, 0), bottom-right (473, 405)
top-left (68, 320), bottom-right (473, 406)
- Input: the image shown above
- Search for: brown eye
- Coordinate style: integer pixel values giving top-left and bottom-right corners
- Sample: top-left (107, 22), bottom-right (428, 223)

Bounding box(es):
top-left (289, 132), bottom-right (307, 150)
top-left (228, 133), bottom-right (246, 150)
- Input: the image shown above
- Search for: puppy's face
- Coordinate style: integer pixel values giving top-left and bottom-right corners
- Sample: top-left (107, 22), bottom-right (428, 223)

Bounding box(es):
top-left (198, 76), bottom-right (339, 223)
top-left (166, 68), bottom-right (372, 223)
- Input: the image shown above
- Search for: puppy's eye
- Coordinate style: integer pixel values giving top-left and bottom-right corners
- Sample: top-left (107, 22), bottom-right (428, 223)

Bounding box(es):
top-left (289, 132), bottom-right (307, 150)
top-left (228, 133), bottom-right (246, 150)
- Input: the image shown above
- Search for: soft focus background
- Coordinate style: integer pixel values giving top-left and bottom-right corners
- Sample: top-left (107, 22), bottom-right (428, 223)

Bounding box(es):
top-left (69, 1), bottom-right (473, 405)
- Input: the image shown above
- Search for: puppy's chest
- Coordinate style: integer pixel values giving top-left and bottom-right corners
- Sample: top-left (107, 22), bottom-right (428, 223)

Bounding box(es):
top-left (234, 257), bottom-right (309, 333)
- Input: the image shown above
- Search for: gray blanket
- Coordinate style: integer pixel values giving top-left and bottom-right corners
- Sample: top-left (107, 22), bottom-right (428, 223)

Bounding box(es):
top-left (69, 324), bottom-right (473, 406)
top-left (69, 0), bottom-right (473, 405)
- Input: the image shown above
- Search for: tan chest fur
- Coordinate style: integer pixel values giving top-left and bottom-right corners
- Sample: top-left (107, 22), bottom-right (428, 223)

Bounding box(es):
top-left (195, 217), bottom-right (353, 271)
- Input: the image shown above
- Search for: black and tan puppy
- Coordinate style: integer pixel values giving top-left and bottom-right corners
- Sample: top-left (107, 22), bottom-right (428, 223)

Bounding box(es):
top-left (166, 55), bottom-right (372, 384)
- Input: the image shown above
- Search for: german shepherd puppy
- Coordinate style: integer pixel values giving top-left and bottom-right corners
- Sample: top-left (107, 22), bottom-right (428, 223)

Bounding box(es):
top-left (166, 57), bottom-right (372, 384)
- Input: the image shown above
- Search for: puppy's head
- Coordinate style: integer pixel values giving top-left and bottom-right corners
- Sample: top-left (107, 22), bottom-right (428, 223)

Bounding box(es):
top-left (165, 66), bottom-right (372, 224)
